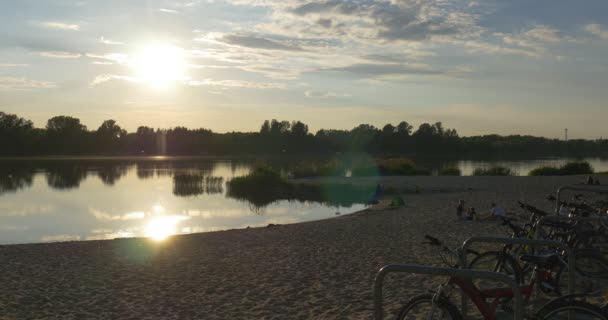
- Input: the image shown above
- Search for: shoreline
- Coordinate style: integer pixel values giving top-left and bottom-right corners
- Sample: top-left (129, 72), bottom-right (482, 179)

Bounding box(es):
top-left (0, 176), bottom-right (596, 319)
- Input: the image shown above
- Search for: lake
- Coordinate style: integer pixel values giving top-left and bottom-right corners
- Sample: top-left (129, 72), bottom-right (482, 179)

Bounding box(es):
top-left (1, 156), bottom-right (607, 244)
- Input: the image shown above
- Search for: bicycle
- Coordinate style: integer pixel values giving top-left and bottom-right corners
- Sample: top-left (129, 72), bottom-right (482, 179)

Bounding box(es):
top-left (395, 235), bottom-right (607, 319)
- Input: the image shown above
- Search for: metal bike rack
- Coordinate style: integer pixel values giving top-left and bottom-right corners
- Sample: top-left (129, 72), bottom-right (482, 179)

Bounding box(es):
top-left (373, 264), bottom-right (522, 320)
top-left (459, 237), bottom-right (575, 319)
top-left (536, 215), bottom-right (608, 238)
top-left (554, 185), bottom-right (608, 214)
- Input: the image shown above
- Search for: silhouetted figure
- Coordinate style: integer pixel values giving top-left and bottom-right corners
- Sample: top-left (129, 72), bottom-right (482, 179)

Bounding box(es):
top-left (466, 207), bottom-right (477, 221)
top-left (586, 175), bottom-right (594, 185)
top-left (595, 178), bottom-right (601, 185)
top-left (456, 199), bottom-right (465, 219)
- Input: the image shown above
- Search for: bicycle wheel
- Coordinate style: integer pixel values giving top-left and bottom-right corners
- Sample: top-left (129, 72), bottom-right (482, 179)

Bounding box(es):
top-left (396, 294), bottom-right (463, 320)
top-left (574, 249), bottom-right (608, 279)
top-left (468, 251), bottom-right (521, 284)
top-left (553, 264), bottom-right (594, 296)
top-left (535, 299), bottom-right (607, 319)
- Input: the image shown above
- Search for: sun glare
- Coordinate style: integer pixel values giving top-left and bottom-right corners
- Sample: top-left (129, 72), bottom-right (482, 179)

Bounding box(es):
top-left (145, 215), bottom-right (188, 241)
top-left (131, 44), bottom-right (186, 89)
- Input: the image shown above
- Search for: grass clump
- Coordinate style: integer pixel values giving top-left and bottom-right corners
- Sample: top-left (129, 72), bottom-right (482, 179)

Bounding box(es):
top-left (290, 159), bottom-right (345, 178)
top-left (228, 164), bottom-right (288, 191)
top-left (438, 167), bottom-right (461, 176)
top-left (529, 161), bottom-right (594, 176)
top-left (472, 166), bottom-right (514, 176)
top-left (227, 164), bottom-right (375, 209)
top-left (351, 158), bottom-right (430, 176)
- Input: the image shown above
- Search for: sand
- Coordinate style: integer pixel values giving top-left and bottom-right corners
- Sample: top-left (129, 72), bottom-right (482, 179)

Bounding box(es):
top-left (0, 176), bottom-right (598, 319)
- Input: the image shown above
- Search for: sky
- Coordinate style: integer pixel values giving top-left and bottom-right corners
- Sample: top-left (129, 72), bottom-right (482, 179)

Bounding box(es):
top-left (0, 0), bottom-right (607, 139)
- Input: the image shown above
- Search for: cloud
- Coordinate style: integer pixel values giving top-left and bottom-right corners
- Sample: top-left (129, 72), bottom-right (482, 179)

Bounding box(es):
top-left (522, 25), bottom-right (561, 43)
top-left (159, 8), bottom-right (179, 13)
top-left (221, 34), bottom-right (305, 51)
top-left (0, 77), bottom-right (56, 90)
top-left (322, 63), bottom-right (442, 77)
top-left (187, 79), bottom-right (287, 89)
top-left (40, 51), bottom-right (82, 59)
top-left (99, 37), bottom-right (123, 45)
top-left (34, 21), bottom-right (80, 31)
top-left (85, 53), bottom-right (129, 64)
top-left (0, 63), bottom-right (28, 67)
top-left (304, 91), bottom-right (351, 98)
top-left (584, 24), bottom-right (608, 40)
top-left (90, 74), bottom-right (138, 86)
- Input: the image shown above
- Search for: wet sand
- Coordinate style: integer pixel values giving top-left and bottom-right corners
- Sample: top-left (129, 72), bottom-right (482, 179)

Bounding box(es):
top-left (0, 176), bottom-right (588, 319)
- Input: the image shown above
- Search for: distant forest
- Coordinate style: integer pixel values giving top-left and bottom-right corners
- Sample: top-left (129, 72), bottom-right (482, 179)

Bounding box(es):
top-left (1, 111), bottom-right (606, 157)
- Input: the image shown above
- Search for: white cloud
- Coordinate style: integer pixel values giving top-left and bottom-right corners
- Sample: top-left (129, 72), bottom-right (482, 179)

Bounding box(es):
top-left (187, 79), bottom-right (287, 89)
top-left (40, 51), bottom-right (82, 59)
top-left (90, 74), bottom-right (138, 86)
top-left (99, 37), bottom-right (123, 45)
top-left (85, 53), bottom-right (129, 64)
top-left (584, 24), bottom-right (608, 40)
top-left (304, 91), bottom-right (351, 98)
top-left (34, 21), bottom-right (80, 31)
top-left (0, 63), bottom-right (28, 67)
top-left (159, 8), bottom-right (179, 13)
top-left (0, 77), bottom-right (56, 90)
top-left (523, 25), bottom-right (561, 43)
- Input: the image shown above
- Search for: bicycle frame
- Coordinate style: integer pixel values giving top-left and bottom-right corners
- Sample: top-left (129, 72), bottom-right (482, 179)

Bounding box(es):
top-left (443, 265), bottom-right (545, 320)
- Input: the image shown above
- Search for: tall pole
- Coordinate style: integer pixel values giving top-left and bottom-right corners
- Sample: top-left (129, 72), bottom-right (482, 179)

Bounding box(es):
top-left (565, 128), bottom-right (568, 141)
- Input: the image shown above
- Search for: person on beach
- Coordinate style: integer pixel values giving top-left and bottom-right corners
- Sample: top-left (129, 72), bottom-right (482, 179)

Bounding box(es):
top-left (456, 199), bottom-right (465, 219)
top-left (465, 207), bottom-right (477, 221)
top-left (480, 203), bottom-right (506, 221)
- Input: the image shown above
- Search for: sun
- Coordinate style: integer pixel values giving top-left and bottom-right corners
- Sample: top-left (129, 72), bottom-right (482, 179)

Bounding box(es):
top-left (131, 44), bottom-right (186, 88)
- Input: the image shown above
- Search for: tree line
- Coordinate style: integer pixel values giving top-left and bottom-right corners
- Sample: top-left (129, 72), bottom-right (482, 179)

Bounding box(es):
top-left (1, 111), bottom-right (606, 157)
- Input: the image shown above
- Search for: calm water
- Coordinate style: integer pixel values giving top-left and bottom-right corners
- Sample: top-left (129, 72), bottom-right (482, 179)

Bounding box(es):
top-left (0, 159), bottom-right (365, 245)
top-left (1, 157), bottom-right (607, 245)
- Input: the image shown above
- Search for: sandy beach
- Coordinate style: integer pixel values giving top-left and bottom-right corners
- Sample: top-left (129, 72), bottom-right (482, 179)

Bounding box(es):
top-left (0, 176), bottom-right (592, 319)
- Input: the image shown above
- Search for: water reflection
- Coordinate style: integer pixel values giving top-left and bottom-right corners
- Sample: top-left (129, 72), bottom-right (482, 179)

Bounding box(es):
top-left (172, 174), bottom-right (224, 197)
top-left (1, 157), bottom-right (607, 244)
top-left (96, 164), bottom-right (129, 185)
top-left (45, 163), bottom-right (87, 190)
top-left (0, 163), bottom-right (35, 194)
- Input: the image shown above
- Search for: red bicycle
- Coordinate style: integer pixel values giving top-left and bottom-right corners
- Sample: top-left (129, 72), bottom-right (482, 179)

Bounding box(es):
top-left (395, 235), bottom-right (607, 319)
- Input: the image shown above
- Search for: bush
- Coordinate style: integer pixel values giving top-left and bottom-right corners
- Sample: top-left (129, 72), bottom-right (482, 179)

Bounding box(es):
top-left (291, 159), bottom-right (345, 178)
top-left (529, 166), bottom-right (562, 176)
top-left (472, 166), bottom-right (514, 176)
top-left (529, 161), bottom-right (594, 176)
top-left (438, 167), bottom-right (461, 176)
top-left (351, 158), bottom-right (430, 176)
top-left (560, 161), bottom-right (593, 175)
top-left (228, 164), bottom-right (287, 190)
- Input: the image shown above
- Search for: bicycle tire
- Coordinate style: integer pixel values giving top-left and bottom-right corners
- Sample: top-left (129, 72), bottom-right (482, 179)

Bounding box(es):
top-left (468, 251), bottom-right (522, 283)
top-left (396, 293), bottom-right (463, 320)
top-left (534, 299), bottom-right (608, 319)
top-left (575, 249), bottom-right (608, 278)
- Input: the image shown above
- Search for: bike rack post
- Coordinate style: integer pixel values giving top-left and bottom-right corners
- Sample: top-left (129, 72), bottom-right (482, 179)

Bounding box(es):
top-left (459, 237), bottom-right (574, 319)
top-left (373, 264), bottom-right (522, 320)
top-left (555, 185), bottom-right (608, 214)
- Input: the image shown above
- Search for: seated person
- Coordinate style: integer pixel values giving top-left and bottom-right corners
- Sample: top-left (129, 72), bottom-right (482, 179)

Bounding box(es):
top-left (465, 207), bottom-right (477, 221)
top-left (480, 203), bottom-right (506, 221)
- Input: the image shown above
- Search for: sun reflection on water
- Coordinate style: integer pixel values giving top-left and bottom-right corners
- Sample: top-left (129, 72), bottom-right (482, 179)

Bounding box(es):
top-left (145, 215), bottom-right (189, 241)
